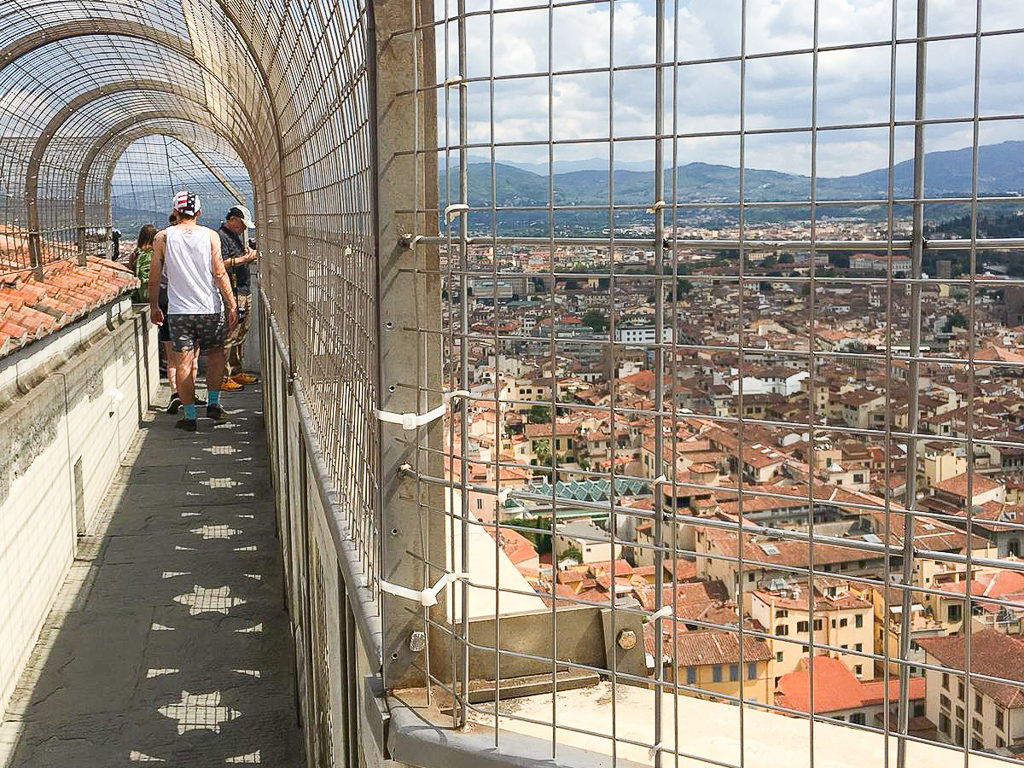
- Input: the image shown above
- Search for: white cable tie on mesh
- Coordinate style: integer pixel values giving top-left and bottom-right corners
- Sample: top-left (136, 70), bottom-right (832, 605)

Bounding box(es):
top-left (651, 474), bottom-right (669, 485)
top-left (649, 605), bottom-right (673, 621)
top-left (444, 203), bottom-right (470, 220)
top-left (402, 234), bottom-right (425, 249)
top-left (376, 390), bottom-right (470, 430)
top-left (646, 200), bottom-right (666, 213)
top-left (443, 76), bottom-right (466, 87)
top-left (649, 742), bottom-right (664, 759)
top-left (380, 571), bottom-right (469, 607)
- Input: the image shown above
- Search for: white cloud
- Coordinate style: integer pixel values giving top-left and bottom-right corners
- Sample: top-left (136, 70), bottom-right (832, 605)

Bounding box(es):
top-left (437, 0), bottom-right (1024, 175)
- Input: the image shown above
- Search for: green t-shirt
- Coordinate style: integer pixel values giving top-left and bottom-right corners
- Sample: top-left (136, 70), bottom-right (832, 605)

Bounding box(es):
top-left (134, 246), bottom-right (153, 302)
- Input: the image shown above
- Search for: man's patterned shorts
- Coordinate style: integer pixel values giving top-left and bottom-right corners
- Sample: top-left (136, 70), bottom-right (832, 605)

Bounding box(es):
top-left (167, 312), bottom-right (227, 352)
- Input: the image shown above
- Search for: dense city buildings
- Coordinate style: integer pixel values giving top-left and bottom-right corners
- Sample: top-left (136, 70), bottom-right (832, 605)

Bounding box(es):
top-left (449, 219), bottom-right (1024, 758)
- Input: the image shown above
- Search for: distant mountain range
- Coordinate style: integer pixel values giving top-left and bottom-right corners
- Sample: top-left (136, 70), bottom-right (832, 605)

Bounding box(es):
top-left (443, 141), bottom-right (1024, 231)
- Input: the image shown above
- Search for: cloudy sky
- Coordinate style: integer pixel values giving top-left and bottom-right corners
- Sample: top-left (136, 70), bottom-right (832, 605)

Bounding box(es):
top-left (435, 0), bottom-right (1024, 175)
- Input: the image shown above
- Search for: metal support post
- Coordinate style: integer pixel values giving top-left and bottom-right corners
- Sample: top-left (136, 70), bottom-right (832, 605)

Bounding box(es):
top-left (897, 2), bottom-right (927, 766)
top-left (373, 0), bottom-right (444, 690)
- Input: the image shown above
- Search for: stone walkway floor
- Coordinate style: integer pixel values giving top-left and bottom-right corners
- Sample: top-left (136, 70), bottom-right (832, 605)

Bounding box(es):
top-left (0, 384), bottom-right (305, 767)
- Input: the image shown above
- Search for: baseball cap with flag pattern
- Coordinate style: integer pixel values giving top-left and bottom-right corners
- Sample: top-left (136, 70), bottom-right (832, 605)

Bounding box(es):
top-left (172, 190), bottom-right (201, 217)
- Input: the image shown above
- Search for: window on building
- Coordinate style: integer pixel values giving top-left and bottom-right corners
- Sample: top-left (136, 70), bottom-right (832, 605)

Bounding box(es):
top-left (959, 681), bottom-right (965, 700)
top-left (996, 708), bottom-right (1004, 730)
top-left (797, 621), bottom-right (809, 633)
top-left (997, 736), bottom-right (1006, 749)
top-left (840, 618), bottom-right (848, 627)
top-left (850, 713), bottom-right (866, 726)
top-left (957, 706), bottom-right (965, 720)
top-left (940, 695), bottom-right (951, 711)
top-left (775, 609), bottom-right (788, 618)
top-left (972, 737), bottom-right (982, 751)
top-left (855, 643), bottom-right (862, 652)
top-left (775, 625), bottom-right (789, 636)
top-left (776, 651), bottom-right (784, 663)
top-left (748, 572), bottom-right (755, 582)
top-left (955, 725), bottom-right (965, 746)
top-left (855, 665), bottom-right (863, 676)
top-left (975, 694), bottom-right (983, 714)
top-left (748, 663), bottom-right (757, 680)
top-left (713, 665), bottom-right (723, 683)
top-left (942, 673), bottom-right (949, 690)
top-left (914, 702), bottom-right (925, 717)
top-left (973, 718), bottom-right (983, 734)
top-left (831, 619), bottom-right (837, 628)
top-left (939, 713), bottom-right (951, 735)
top-left (948, 604), bottom-right (963, 623)
top-left (813, 618), bottom-right (823, 631)
top-left (686, 666), bottom-right (697, 685)
top-left (855, 614), bottom-right (864, 628)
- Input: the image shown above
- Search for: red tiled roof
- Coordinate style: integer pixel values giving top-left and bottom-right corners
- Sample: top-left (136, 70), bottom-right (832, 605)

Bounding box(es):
top-left (663, 627), bottom-right (773, 666)
top-left (0, 257), bottom-right (137, 359)
top-left (483, 525), bottom-right (538, 566)
top-left (776, 656), bottom-right (925, 714)
top-left (932, 472), bottom-right (1001, 499)
top-left (916, 630), bottom-right (1024, 709)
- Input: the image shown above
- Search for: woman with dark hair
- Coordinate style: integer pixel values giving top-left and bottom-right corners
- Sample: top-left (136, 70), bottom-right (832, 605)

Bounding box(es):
top-left (131, 224), bottom-right (158, 302)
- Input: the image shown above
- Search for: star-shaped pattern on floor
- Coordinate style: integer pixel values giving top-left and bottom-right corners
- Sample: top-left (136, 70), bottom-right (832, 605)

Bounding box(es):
top-left (199, 477), bottom-right (242, 489)
top-left (190, 525), bottom-right (243, 540)
top-left (158, 690), bottom-right (240, 735)
top-left (173, 585), bottom-right (246, 616)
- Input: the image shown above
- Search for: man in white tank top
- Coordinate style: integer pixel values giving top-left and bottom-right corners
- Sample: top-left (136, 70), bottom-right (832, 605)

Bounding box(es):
top-left (148, 191), bottom-right (238, 432)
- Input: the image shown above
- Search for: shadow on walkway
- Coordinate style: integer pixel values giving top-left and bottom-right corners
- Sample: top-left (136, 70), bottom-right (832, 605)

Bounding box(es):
top-left (0, 384), bottom-right (305, 767)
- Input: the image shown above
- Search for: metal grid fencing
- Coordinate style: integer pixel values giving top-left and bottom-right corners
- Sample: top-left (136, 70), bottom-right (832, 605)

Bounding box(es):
top-left (5, 0), bottom-right (1024, 766)
top-left (388, 0), bottom-right (1024, 766)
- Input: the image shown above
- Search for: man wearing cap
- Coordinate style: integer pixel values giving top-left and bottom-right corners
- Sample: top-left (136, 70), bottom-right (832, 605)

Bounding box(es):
top-left (218, 205), bottom-right (259, 389)
top-left (149, 191), bottom-right (238, 432)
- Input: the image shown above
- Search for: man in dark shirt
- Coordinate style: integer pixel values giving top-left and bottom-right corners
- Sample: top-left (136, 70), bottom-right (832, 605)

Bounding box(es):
top-left (218, 205), bottom-right (259, 388)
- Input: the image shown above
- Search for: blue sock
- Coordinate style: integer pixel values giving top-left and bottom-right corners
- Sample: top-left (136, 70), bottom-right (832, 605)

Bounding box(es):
top-left (208, 390), bottom-right (221, 406)
top-left (184, 403), bottom-right (197, 420)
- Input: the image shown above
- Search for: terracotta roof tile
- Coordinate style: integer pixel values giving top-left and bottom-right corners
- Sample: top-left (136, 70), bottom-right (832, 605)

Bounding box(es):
top-left (916, 630), bottom-right (1024, 709)
top-left (0, 256), bottom-right (138, 360)
top-left (776, 656), bottom-right (925, 714)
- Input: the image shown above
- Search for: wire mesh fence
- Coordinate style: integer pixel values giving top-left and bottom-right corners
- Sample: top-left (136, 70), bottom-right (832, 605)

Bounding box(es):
top-left (398, 0), bottom-right (1024, 765)
top-left (4, 0), bottom-right (1024, 766)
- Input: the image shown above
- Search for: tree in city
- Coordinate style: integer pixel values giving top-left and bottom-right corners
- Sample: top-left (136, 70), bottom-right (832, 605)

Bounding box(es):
top-left (529, 404), bottom-right (551, 423)
top-left (534, 438), bottom-right (552, 467)
top-left (582, 308), bottom-right (608, 333)
top-left (560, 545), bottom-right (583, 564)
top-left (947, 310), bottom-right (969, 330)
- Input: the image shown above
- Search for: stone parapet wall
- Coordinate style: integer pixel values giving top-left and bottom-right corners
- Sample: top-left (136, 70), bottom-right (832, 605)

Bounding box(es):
top-left (0, 299), bottom-right (158, 710)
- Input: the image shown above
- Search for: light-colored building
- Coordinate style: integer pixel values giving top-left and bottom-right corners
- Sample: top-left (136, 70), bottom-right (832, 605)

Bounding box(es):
top-left (850, 253), bottom-right (912, 274)
top-left (554, 519), bottom-right (620, 564)
top-left (647, 626), bottom-right (774, 704)
top-left (614, 325), bottom-right (673, 345)
top-left (917, 630), bottom-right (1024, 753)
top-left (748, 583), bottom-right (875, 683)
top-left (920, 442), bottom-right (968, 489)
